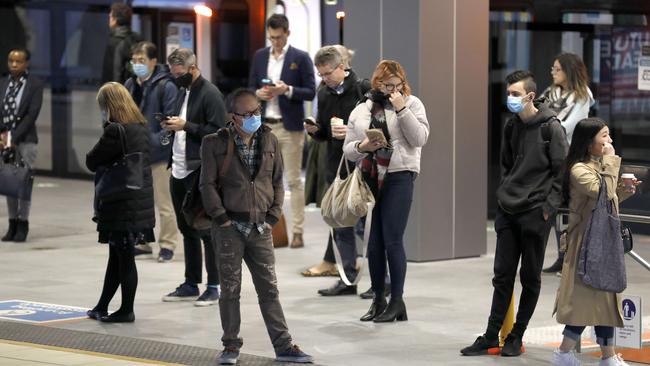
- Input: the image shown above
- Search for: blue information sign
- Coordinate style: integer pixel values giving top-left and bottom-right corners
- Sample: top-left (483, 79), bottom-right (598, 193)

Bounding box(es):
top-left (0, 300), bottom-right (88, 323)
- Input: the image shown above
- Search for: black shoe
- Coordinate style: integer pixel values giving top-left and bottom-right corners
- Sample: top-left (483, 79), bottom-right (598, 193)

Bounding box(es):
top-left (100, 311), bottom-right (135, 323)
top-left (133, 245), bottom-right (153, 258)
top-left (157, 248), bottom-right (174, 262)
top-left (12, 220), bottom-right (28, 242)
top-left (359, 286), bottom-right (390, 299)
top-left (460, 335), bottom-right (499, 356)
top-left (162, 283), bottom-right (200, 302)
top-left (318, 280), bottom-right (357, 296)
top-left (360, 296), bottom-right (387, 322)
top-left (373, 296), bottom-right (408, 323)
top-left (500, 333), bottom-right (523, 357)
top-left (1, 219), bottom-right (17, 241)
top-left (543, 258), bottom-right (563, 273)
top-left (86, 309), bottom-right (108, 320)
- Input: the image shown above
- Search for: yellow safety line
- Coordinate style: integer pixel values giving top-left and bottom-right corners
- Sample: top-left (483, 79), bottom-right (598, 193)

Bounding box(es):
top-left (0, 339), bottom-right (185, 365)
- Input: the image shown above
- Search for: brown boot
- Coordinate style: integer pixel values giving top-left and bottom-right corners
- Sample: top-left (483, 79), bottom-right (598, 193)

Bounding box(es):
top-left (290, 233), bottom-right (304, 248)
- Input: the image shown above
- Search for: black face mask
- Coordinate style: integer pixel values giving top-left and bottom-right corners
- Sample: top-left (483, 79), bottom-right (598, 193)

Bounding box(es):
top-left (174, 72), bottom-right (193, 89)
top-left (370, 89), bottom-right (391, 104)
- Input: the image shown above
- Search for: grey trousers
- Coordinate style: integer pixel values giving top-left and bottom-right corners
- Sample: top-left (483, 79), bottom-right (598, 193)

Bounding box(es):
top-left (212, 223), bottom-right (292, 352)
top-left (7, 143), bottom-right (37, 219)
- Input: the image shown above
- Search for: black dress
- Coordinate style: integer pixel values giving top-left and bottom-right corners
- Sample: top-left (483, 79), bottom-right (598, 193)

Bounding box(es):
top-left (86, 122), bottom-right (156, 249)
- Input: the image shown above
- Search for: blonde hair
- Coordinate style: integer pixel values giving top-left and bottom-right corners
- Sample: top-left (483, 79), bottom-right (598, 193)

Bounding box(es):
top-left (370, 59), bottom-right (412, 96)
top-left (97, 82), bottom-right (146, 124)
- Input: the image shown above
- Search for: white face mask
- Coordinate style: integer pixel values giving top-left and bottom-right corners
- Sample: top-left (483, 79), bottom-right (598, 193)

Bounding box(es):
top-left (101, 110), bottom-right (110, 123)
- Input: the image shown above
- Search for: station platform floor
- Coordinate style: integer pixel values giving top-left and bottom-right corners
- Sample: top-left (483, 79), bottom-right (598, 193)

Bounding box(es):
top-left (0, 177), bottom-right (649, 366)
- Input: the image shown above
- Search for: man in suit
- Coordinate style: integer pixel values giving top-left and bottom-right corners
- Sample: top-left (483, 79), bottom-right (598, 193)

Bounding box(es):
top-left (248, 14), bottom-right (316, 248)
top-left (160, 48), bottom-right (225, 307)
top-left (0, 47), bottom-right (43, 243)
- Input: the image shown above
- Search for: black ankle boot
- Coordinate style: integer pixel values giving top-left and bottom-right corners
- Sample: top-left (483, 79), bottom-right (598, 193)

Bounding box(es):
top-left (1, 219), bottom-right (17, 241)
top-left (360, 296), bottom-right (387, 322)
top-left (13, 220), bottom-right (28, 242)
top-left (373, 296), bottom-right (408, 322)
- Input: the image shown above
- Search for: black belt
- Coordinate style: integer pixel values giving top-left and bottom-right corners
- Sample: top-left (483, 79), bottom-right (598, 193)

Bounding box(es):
top-left (263, 118), bottom-right (282, 124)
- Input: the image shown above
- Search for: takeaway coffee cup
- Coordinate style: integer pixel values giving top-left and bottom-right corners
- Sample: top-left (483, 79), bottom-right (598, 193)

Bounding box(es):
top-left (621, 173), bottom-right (636, 190)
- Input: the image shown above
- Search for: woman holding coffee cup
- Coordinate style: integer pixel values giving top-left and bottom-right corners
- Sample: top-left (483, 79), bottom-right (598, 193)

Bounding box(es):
top-left (343, 60), bottom-right (429, 322)
top-left (552, 117), bottom-right (640, 366)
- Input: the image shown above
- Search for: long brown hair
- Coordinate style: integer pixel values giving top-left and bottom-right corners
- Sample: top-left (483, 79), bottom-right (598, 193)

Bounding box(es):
top-left (370, 60), bottom-right (412, 96)
top-left (97, 82), bottom-right (146, 124)
top-left (553, 53), bottom-right (590, 102)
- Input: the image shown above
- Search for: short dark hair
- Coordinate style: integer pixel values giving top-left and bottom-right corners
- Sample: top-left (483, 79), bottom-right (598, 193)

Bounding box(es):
top-left (505, 70), bottom-right (536, 94)
top-left (267, 14), bottom-right (289, 31)
top-left (8, 47), bottom-right (30, 61)
top-left (227, 88), bottom-right (258, 113)
top-left (132, 41), bottom-right (157, 60)
top-left (110, 3), bottom-right (132, 27)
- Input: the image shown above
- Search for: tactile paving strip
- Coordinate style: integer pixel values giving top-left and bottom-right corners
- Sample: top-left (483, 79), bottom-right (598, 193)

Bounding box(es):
top-left (0, 320), bottom-right (319, 365)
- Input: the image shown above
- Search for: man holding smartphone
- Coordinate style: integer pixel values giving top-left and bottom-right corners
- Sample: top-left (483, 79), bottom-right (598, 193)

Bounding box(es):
top-left (160, 48), bottom-right (226, 307)
top-left (248, 14), bottom-right (316, 248)
top-left (305, 46), bottom-right (371, 296)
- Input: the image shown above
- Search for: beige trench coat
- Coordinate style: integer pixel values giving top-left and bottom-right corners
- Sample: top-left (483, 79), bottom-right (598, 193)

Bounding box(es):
top-left (554, 155), bottom-right (632, 327)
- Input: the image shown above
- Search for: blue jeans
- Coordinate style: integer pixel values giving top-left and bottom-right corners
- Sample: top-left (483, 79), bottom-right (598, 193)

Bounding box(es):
top-left (563, 325), bottom-right (614, 346)
top-left (368, 171), bottom-right (414, 298)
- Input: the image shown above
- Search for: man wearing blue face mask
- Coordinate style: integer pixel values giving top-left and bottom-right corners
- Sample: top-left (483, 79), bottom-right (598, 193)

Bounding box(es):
top-left (124, 41), bottom-right (180, 262)
top-left (461, 70), bottom-right (568, 358)
top-left (200, 88), bottom-right (313, 364)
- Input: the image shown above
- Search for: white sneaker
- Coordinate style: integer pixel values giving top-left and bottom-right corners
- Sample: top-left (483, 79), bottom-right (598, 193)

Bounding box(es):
top-left (599, 354), bottom-right (630, 366)
top-left (552, 349), bottom-right (581, 366)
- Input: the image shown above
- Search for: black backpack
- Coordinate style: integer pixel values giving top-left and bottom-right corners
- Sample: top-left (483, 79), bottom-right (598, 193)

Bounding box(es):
top-left (503, 117), bottom-right (561, 161)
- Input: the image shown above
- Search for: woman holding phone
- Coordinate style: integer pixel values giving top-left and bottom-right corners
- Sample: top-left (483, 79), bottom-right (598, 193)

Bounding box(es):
top-left (343, 60), bottom-right (429, 322)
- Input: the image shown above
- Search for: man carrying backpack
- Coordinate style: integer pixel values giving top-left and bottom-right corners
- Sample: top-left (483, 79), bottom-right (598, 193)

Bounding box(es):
top-left (461, 70), bottom-right (568, 357)
top-left (102, 2), bottom-right (142, 84)
top-left (124, 41), bottom-right (179, 262)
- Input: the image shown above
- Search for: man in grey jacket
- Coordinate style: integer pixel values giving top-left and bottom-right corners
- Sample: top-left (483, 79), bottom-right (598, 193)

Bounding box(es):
top-left (461, 70), bottom-right (568, 357)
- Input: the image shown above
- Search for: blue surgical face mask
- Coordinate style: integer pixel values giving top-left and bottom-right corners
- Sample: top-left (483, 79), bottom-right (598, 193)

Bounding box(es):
top-left (132, 63), bottom-right (149, 78)
top-left (241, 115), bottom-right (262, 134)
top-left (507, 95), bottom-right (526, 113)
top-left (101, 110), bottom-right (109, 123)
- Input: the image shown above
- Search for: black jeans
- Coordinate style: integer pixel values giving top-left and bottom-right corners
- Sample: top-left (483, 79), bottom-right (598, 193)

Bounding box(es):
top-left (170, 171), bottom-right (219, 286)
top-left (486, 206), bottom-right (552, 340)
top-left (368, 171), bottom-right (414, 298)
top-left (323, 226), bottom-right (358, 282)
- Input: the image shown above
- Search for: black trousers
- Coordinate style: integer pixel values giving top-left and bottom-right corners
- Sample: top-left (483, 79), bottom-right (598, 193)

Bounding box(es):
top-left (170, 170), bottom-right (219, 286)
top-left (486, 206), bottom-right (552, 339)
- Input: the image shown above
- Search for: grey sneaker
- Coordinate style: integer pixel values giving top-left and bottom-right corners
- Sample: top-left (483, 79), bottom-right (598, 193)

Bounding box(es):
top-left (275, 345), bottom-right (313, 363)
top-left (218, 346), bottom-right (240, 365)
top-left (194, 286), bottom-right (220, 307)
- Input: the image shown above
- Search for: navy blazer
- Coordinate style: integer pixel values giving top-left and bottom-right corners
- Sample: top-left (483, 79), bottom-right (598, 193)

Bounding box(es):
top-left (248, 45), bottom-right (316, 131)
top-left (0, 73), bottom-right (44, 145)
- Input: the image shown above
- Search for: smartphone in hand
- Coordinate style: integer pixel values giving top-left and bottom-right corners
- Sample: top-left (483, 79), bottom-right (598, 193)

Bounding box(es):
top-left (365, 128), bottom-right (388, 147)
top-left (303, 117), bottom-right (320, 129)
top-left (153, 112), bottom-right (170, 122)
top-left (261, 78), bottom-right (276, 87)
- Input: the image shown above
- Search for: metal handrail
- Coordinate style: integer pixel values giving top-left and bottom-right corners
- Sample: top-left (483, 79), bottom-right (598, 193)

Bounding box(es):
top-left (555, 209), bottom-right (650, 271)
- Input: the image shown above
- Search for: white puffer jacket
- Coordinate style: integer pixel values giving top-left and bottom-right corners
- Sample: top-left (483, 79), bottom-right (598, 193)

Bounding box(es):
top-left (343, 95), bottom-right (429, 173)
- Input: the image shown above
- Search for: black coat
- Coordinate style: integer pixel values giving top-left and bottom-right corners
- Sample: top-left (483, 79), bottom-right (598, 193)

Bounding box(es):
top-left (168, 75), bottom-right (226, 172)
top-left (310, 70), bottom-right (370, 184)
top-left (0, 73), bottom-right (44, 144)
top-left (86, 122), bottom-right (155, 232)
top-left (101, 26), bottom-right (142, 84)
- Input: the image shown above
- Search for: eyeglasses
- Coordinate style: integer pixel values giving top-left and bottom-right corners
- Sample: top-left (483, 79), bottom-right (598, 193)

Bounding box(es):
top-left (382, 82), bottom-right (404, 92)
top-left (130, 58), bottom-right (149, 64)
top-left (268, 35), bottom-right (286, 41)
top-left (317, 65), bottom-right (342, 78)
top-left (233, 106), bottom-right (261, 119)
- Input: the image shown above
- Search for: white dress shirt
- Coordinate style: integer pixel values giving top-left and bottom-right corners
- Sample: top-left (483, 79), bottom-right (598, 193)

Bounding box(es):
top-left (264, 44), bottom-right (293, 119)
top-left (172, 90), bottom-right (193, 179)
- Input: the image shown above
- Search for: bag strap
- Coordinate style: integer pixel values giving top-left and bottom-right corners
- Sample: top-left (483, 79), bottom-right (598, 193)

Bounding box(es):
top-left (113, 123), bottom-right (128, 157)
top-left (335, 154), bottom-right (351, 178)
top-left (330, 201), bottom-right (374, 286)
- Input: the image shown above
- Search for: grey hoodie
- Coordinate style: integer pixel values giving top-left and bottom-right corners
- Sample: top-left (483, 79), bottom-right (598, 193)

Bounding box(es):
top-left (496, 102), bottom-right (569, 216)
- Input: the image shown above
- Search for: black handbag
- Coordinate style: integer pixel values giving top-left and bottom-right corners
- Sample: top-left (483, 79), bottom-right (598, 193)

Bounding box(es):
top-left (622, 225), bottom-right (633, 253)
top-left (95, 123), bottom-right (143, 199)
top-left (0, 150), bottom-right (33, 200)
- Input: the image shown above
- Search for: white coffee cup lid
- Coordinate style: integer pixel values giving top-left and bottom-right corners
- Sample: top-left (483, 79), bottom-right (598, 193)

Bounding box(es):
top-left (621, 173), bottom-right (636, 179)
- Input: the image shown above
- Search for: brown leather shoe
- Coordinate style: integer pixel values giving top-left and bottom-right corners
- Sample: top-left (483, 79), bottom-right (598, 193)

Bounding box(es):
top-left (290, 233), bottom-right (304, 248)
